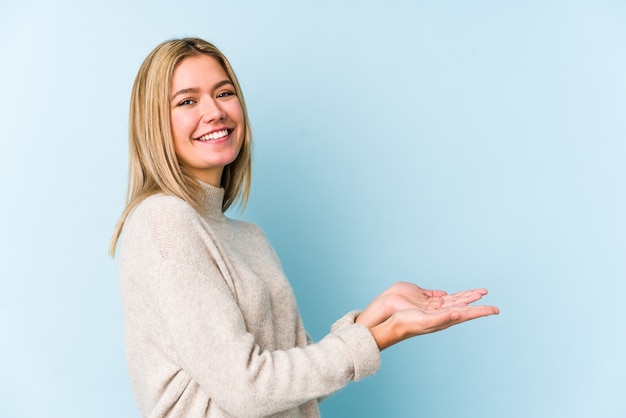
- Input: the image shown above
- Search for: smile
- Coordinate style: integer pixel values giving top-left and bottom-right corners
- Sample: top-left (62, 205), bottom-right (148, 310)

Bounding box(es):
top-left (196, 129), bottom-right (229, 141)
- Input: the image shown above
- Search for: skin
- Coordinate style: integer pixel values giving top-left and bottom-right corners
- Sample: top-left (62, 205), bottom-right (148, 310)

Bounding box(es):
top-left (170, 54), bottom-right (244, 187)
top-left (356, 282), bottom-right (499, 350)
top-left (168, 54), bottom-right (499, 352)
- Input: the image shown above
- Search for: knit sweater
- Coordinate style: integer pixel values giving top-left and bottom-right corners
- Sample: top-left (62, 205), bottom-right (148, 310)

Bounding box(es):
top-left (118, 182), bottom-right (381, 418)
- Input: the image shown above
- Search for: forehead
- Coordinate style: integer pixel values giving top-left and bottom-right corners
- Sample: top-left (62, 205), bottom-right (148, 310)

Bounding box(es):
top-left (171, 54), bottom-right (229, 87)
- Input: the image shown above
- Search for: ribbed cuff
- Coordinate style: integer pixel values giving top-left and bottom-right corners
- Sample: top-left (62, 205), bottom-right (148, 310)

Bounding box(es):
top-left (331, 310), bottom-right (362, 332)
top-left (332, 322), bottom-right (381, 381)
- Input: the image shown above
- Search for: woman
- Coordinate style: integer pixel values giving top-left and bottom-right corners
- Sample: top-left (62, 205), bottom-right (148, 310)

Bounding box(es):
top-left (110, 37), bottom-right (499, 418)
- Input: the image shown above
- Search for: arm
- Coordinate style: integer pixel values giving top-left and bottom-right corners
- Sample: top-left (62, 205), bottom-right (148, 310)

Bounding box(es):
top-left (120, 197), bottom-right (380, 417)
top-left (355, 282), bottom-right (499, 350)
top-left (154, 259), bottom-right (379, 399)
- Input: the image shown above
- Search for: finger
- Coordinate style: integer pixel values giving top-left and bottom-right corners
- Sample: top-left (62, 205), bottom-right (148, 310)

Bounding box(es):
top-left (449, 305), bottom-right (500, 321)
top-left (389, 283), bottom-right (448, 298)
top-left (440, 289), bottom-right (489, 307)
top-left (425, 306), bottom-right (499, 333)
top-left (396, 305), bottom-right (498, 337)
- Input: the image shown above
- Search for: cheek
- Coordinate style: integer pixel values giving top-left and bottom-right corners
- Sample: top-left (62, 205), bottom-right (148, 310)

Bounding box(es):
top-left (170, 117), bottom-right (192, 161)
top-left (170, 110), bottom-right (196, 139)
top-left (170, 114), bottom-right (183, 141)
top-left (233, 106), bottom-right (246, 144)
top-left (228, 100), bottom-right (245, 125)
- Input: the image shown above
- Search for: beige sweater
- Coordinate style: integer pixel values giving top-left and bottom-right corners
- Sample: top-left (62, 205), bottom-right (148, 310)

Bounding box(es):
top-left (118, 182), bottom-right (381, 418)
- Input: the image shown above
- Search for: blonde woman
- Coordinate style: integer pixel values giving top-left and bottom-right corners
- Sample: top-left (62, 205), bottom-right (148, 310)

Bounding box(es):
top-left (110, 37), bottom-right (499, 418)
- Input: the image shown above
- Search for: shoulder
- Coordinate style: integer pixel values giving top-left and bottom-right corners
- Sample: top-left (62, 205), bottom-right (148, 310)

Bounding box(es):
top-left (224, 216), bottom-right (283, 266)
top-left (227, 216), bottom-right (264, 234)
top-left (126, 193), bottom-right (209, 235)
top-left (131, 193), bottom-right (199, 222)
top-left (122, 194), bottom-right (206, 255)
top-left (224, 214), bottom-right (271, 245)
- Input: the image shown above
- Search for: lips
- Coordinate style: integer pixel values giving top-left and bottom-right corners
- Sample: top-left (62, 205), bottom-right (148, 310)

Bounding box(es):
top-left (195, 129), bottom-right (230, 141)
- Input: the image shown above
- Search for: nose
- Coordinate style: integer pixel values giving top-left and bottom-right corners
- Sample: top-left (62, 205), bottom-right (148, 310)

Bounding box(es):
top-left (201, 98), bottom-right (226, 123)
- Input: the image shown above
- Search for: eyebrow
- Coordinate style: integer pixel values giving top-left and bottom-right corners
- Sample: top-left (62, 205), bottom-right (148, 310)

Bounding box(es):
top-left (170, 80), bottom-right (234, 101)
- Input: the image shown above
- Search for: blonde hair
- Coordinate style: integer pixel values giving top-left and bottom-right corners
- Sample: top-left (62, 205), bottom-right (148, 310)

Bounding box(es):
top-left (109, 38), bottom-right (252, 256)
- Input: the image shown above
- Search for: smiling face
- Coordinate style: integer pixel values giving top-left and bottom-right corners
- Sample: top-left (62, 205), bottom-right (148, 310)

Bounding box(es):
top-left (170, 54), bottom-right (245, 187)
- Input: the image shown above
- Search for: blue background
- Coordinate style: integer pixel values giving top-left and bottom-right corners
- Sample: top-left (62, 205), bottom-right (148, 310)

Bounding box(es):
top-left (1, 1), bottom-right (625, 417)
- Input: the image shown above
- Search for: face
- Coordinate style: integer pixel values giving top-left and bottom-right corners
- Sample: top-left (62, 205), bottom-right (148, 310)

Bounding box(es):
top-left (169, 54), bottom-right (244, 187)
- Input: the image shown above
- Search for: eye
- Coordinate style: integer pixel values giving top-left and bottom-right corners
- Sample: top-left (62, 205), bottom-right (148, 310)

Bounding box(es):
top-left (177, 98), bottom-right (196, 106)
top-left (217, 90), bottom-right (236, 99)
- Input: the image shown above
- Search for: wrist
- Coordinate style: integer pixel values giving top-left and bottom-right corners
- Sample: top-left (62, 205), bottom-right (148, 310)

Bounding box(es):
top-left (369, 314), bottom-right (401, 351)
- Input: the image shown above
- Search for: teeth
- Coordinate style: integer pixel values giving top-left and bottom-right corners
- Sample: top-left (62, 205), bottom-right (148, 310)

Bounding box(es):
top-left (198, 129), bottom-right (229, 141)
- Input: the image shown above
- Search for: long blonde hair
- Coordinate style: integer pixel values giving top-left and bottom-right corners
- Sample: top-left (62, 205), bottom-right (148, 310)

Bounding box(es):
top-left (109, 38), bottom-right (252, 256)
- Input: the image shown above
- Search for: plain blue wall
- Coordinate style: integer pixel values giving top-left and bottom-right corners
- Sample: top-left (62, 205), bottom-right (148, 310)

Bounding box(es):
top-left (1, 1), bottom-right (624, 417)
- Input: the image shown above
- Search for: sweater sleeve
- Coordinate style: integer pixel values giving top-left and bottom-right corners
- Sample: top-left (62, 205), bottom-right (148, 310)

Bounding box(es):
top-left (156, 260), bottom-right (379, 416)
top-left (120, 197), bottom-right (380, 417)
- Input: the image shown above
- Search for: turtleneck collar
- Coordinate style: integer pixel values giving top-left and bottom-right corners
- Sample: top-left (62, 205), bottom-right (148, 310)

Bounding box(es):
top-left (197, 180), bottom-right (226, 218)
